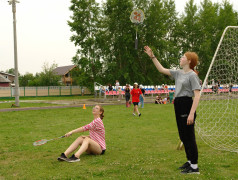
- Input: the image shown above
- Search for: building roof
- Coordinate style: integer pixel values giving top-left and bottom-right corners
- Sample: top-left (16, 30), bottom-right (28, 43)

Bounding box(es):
top-left (0, 72), bottom-right (15, 77)
top-left (53, 65), bottom-right (77, 76)
top-left (0, 74), bottom-right (11, 83)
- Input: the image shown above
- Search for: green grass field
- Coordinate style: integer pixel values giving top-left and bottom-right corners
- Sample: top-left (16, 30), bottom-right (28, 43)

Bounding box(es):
top-left (0, 103), bottom-right (237, 179)
top-left (0, 95), bottom-right (94, 101)
top-left (0, 102), bottom-right (61, 109)
top-left (0, 95), bottom-right (94, 109)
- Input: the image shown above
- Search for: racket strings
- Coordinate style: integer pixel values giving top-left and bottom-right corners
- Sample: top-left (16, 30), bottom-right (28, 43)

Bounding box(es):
top-left (33, 107), bottom-right (89, 146)
top-left (33, 139), bottom-right (47, 146)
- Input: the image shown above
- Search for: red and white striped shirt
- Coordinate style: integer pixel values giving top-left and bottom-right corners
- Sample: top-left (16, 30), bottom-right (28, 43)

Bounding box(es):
top-left (83, 117), bottom-right (106, 150)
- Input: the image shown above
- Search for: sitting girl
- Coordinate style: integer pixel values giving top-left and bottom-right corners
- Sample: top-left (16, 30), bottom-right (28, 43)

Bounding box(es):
top-left (58, 105), bottom-right (106, 162)
top-left (155, 96), bottom-right (163, 104)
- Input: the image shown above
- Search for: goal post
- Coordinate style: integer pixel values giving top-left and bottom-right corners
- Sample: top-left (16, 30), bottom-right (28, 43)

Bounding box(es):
top-left (200, 26), bottom-right (238, 94)
top-left (197, 26), bottom-right (238, 153)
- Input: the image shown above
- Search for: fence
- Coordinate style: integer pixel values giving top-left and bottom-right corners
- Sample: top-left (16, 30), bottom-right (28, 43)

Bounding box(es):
top-left (94, 84), bottom-right (176, 102)
top-left (94, 84), bottom-right (238, 100)
top-left (0, 86), bottom-right (91, 98)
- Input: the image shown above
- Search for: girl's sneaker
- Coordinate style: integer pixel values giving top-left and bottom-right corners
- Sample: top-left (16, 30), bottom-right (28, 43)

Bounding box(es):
top-left (181, 166), bottom-right (200, 174)
top-left (57, 153), bottom-right (68, 161)
top-left (68, 154), bottom-right (80, 163)
top-left (178, 162), bottom-right (190, 170)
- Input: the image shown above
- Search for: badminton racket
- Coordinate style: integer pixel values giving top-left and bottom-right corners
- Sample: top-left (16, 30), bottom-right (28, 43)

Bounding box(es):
top-left (130, 9), bottom-right (145, 50)
top-left (33, 135), bottom-right (65, 146)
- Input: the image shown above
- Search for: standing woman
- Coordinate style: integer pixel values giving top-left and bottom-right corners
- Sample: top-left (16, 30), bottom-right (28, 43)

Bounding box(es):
top-left (130, 82), bottom-right (144, 117)
top-left (125, 84), bottom-right (131, 107)
top-left (144, 46), bottom-right (201, 174)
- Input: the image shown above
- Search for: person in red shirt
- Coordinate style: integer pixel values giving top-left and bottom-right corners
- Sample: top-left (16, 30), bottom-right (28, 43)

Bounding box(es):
top-left (130, 82), bottom-right (144, 117)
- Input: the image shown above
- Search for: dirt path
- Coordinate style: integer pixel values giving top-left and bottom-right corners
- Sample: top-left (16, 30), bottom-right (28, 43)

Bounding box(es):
top-left (0, 96), bottom-right (158, 112)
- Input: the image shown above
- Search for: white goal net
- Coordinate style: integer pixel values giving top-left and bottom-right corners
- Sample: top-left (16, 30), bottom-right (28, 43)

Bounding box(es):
top-left (196, 26), bottom-right (238, 153)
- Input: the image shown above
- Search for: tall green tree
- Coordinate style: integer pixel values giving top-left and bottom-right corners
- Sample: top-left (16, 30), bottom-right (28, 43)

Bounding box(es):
top-left (196, 0), bottom-right (220, 81)
top-left (67, 0), bottom-right (238, 87)
top-left (161, 0), bottom-right (180, 69)
top-left (216, 0), bottom-right (238, 41)
top-left (102, 0), bottom-right (139, 84)
top-left (5, 68), bottom-right (15, 75)
top-left (19, 73), bottom-right (34, 86)
top-left (140, 0), bottom-right (179, 85)
top-left (68, 0), bottom-right (103, 89)
top-left (5, 68), bottom-right (20, 76)
top-left (18, 63), bottom-right (60, 86)
top-left (38, 63), bottom-right (60, 86)
top-left (179, 0), bottom-right (199, 52)
top-left (27, 63), bottom-right (60, 86)
top-left (179, 0), bottom-right (238, 81)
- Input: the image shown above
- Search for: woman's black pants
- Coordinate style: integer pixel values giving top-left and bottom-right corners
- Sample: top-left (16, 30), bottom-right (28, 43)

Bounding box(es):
top-left (174, 96), bottom-right (198, 164)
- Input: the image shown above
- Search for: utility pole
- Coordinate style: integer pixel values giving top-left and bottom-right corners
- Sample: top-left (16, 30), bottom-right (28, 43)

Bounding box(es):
top-left (8, 0), bottom-right (20, 106)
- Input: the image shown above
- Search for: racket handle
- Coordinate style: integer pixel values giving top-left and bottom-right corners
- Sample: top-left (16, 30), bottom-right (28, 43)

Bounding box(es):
top-left (61, 135), bottom-right (65, 138)
top-left (135, 38), bottom-right (138, 49)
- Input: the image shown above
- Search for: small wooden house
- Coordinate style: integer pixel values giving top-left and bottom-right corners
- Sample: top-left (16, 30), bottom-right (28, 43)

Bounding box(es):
top-left (53, 65), bottom-right (77, 86)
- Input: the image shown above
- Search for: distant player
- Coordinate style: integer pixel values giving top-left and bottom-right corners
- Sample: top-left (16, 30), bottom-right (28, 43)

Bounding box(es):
top-left (130, 82), bottom-right (144, 117)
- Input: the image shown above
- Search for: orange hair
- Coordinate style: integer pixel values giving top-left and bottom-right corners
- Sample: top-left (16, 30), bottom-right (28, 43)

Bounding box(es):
top-left (184, 52), bottom-right (199, 74)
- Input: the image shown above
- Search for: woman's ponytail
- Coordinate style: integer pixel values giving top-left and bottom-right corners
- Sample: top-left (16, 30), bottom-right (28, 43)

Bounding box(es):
top-left (98, 105), bottom-right (104, 120)
top-left (185, 52), bottom-right (199, 75)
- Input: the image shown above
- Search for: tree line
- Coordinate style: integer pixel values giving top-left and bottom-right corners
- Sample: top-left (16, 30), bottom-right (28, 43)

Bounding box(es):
top-left (4, 63), bottom-right (60, 87)
top-left (4, 0), bottom-right (237, 90)
top-left (68, 0), bottom-right (238, 90)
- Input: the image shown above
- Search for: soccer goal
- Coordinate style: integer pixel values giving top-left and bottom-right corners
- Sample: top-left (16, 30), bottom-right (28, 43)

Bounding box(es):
top-left (196, 26), bottom-right (238, 153)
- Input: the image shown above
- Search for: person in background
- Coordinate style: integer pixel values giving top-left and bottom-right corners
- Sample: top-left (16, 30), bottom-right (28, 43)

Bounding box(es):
top-left (155, 96), bottom-right (163, 104)
top-left (155, 96), bottom-right (159, 104)
top-left (164, 84), bottom-right (169, 96)
top-left (204, 80), bottom-right (208, 89)
top-left (117, 87), bottom-right (122, 101)
top-left (115, 80), bottom-right (120, 91)
top-left (169, 89), bottom-right (175, 103)
top-left (108, 84), bottom-right (113, 93)
top-left (154, 85), bottom-right (158, 91)
top-left (81, 86), bottom-right (84, 96)
top-left (130, 82), bottom-right (144, 117)
top-left (229, 83), bottom-right (233, 96)
top-left (162, 97), bottom-right (167, 104)
top-left (211, 79), bottom-right (215, 92)
top-left (100, 86), bottom-right (105, 97)
top-left (161, 84), bottom-right (165, 91)
top-left (139, 85), bottom-right (145, 108)
top-left (125, 84), bottom-right (131, 107)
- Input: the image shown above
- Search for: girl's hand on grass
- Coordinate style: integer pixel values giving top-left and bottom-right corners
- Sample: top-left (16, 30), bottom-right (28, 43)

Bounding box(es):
top-left (65, 131), bottom-right (73, 137)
